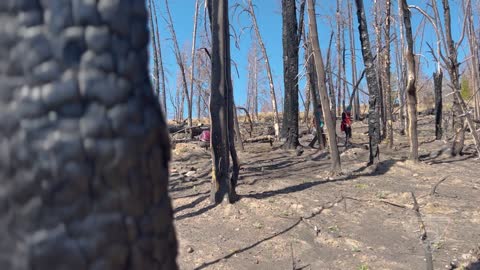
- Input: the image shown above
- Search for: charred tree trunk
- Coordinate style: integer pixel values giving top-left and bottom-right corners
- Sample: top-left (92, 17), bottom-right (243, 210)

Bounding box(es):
top-left (281, 0), bottom-right (304, 149)
top-left (307, 0), bottom-right (342, 172)
top-left (385, 0), bottom-right (394, 148)
top-left (374, 0), bottom-right (386, 140)
top-left (0, 1), bottom-right (178, 269)
top-left (442, 0), bottom-right (465, 156)
top-left (434, 70), bottom-right (443, 140)
top-left (348, 0), bottom-right (361, 120)
top-left (355, 0), bottom-right (382, 165)
top-left (400, 0), bottom-right (419, 162)
top-left (209, 0), bottom-right (239, 203)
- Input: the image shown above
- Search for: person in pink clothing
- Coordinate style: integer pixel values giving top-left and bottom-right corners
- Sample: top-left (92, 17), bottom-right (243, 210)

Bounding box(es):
top-left (199, 130), bottom-right (210, 149)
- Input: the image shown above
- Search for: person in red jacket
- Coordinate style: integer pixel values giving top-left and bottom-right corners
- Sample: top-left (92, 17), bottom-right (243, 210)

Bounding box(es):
top-left (341, 106), bottom-right (352, 147)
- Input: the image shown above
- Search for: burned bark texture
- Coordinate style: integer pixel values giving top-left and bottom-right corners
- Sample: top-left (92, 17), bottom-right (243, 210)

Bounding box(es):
top-left (281, 0), bottom-right (302, 149)
top-left (354, 0), bottom-right (381, 165)
top-left (208, 0), bottom-right (239, 204)
top-left (0, 1), bottom-right (177, 269)
top-left (400, 0), bottom-right (419, 162)
top-left (307, 0), bottom-right (341, 172)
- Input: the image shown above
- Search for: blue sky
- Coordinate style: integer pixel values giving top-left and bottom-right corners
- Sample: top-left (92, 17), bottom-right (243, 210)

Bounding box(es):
top-left (149, 0), bottom-right (466, 119)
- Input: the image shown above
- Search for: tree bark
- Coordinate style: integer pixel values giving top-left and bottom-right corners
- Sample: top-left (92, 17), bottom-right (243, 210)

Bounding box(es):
top-left (434, 70), bottom-right (443, 140)
top-left (281, 0), bottom-right (303, 149)
top-left (400, 0), bottom-right (419, 162)
top-left (441, 0), bottom-right (465, 156)
top-left (348, 0), bottom-right (361, 120)
top-left (384, 0), bottom-right (394, 148)
top-left (307, 0), bottom-right (342, 172)
top-left (189, 0), bottom-right (200, 123)
top-left (355, 0), bottom-right (382, 165)
top-left (305, 33), bottom-right (326, 149)
top-left (0, 1), bottom-right (178, 269)
top-left (248, 0), bottom-right (281, 138)
top-left (374, 0), bottom-right (386, 140)
top-left (209, 0), bottom-right (238, 203)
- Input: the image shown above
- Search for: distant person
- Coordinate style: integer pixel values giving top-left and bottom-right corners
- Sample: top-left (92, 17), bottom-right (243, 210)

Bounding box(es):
top-left (341, 106), bottom-right (352, 147)
top-left (199, 130), bottom-right (210, 150)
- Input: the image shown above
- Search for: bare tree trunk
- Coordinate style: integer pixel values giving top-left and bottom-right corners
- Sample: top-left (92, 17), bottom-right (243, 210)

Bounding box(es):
top-left (385, 0), bottom-right (394, 148)
top-left (304, 82), bottom-right (311, 124)
top-left (400, 0), bottom-right (419, 162)
top-left (305, 32), bottom-right (326, 149)
top-left (148, 0), bottom-right (160, 97)
top-left (233, 103), bottom-right (244, 151)
top-left (208, 0), bottom-right (238, 203)
top-left (307, 0), bottom-right (342, 173)
top-left (374, 0), bottom-right (386, 140)
top-left (442, 0), bottom-right (466, 156)
top-left (190, 0), bottom-right (200, 123)
top-left (150, 0), bottom-right (168, 116)
top-left (466, 0), bottom-right (480, 121)
top-left (336, 0), bottom-right (343, 117)
top-left (394, 24), bottom-right (406, 135)
top-left (165, 0), bottom-right (193, 127)
top-left (355, 0), bottom-right (381, 165)
top-left (281, 0), bottom-right (304, 149)
top-left (248, 0), bottom-right (281, 138)
top-left (325, 32), bottom-right (337, 123)
top-left (348, 0), bottom-right (361, 120)
top-left (434, 70), bottom-right (443, 140)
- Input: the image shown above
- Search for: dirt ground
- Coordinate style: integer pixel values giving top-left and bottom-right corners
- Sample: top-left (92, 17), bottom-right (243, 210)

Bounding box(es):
top-left (169, 115), bottom-right (480, 270)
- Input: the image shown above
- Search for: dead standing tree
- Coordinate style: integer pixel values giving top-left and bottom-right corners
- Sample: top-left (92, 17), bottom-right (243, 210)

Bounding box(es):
top-left (189, 0), bottom-right (201, 122)
top-left (165, 0), bottom-right (193, 127)
top-left (400, 0), bottom-right (419, 162)
top-left (355, 0), bottom-right (382, 165)
top-left (348, 0), bottom-right (361, 120)
top-left (246, 0), bottom-right (281, 138)
top-left (307, 0), bottom-right (342, 173)
top-left (281, 0), bottom-right (305, 149)
top-left (207, 0), bottom-right (240, 203)
top-left (148, 0), bottom-right (168, 116)
top-left (384, 0), bottom-right (394, 148)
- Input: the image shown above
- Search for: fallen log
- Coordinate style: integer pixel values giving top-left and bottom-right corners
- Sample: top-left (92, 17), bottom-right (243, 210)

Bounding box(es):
top-left (170, 125), bottom-right (209, 137)
top-left (243, 135), bottom-right (274, 146)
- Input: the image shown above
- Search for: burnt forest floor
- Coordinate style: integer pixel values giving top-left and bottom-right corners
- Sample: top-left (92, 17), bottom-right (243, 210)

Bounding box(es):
top-left (169, 115), bottom-right (480, 270)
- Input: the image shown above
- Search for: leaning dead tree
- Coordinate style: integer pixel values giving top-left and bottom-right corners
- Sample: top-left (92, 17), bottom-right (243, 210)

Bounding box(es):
top-left (281, 0), bottom-right (305, 149)
top-left (247, 0), bottom-right (281, 138)
top-left (307, 0), bottom-right (342, 173)
top-left (355, 0), bottom-right (382, 165)
top-left (207, 0), bottom-right (240, 203)
top-left (400, 0), bottom-right (419, 162)
top-left (165, 0), bottom-right (193, 127)
top-left (440, 0), bottom-right (480, 156)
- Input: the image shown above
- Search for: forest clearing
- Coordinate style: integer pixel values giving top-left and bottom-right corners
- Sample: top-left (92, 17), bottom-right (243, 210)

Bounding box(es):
top-left (171, 115), bottom-right (480, 270)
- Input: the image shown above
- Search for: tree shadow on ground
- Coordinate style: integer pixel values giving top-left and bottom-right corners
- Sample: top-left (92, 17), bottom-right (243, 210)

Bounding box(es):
top-left (194, 218), bottom-right (302, 270)
top-left (173, 195), bottom-right (209, 214)
top-left (175, 200), bottom-right (218, 221)
top-left (243, 159), bottom-right (397, 201)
